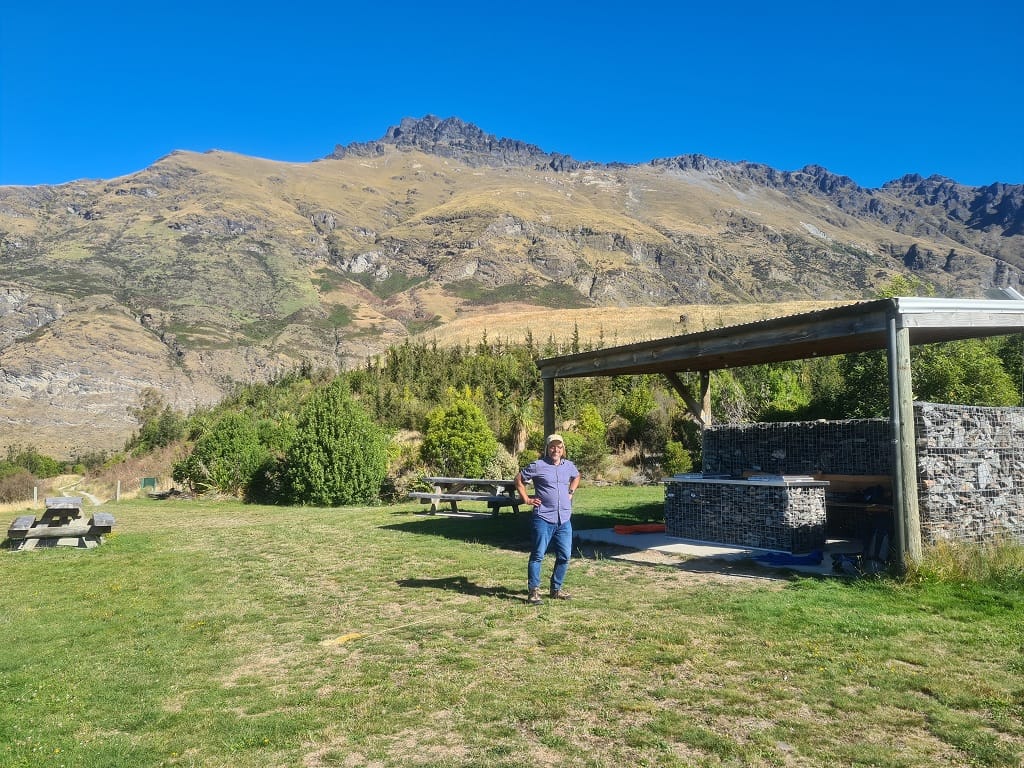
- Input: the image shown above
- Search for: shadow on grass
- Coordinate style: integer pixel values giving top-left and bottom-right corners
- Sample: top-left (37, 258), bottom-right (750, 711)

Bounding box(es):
top-left (383, 499), bottom-right (664, 554)
top-left (396, 575), bottom-right (524, 601)
top-left (386, 504), bottom-right (811, 582)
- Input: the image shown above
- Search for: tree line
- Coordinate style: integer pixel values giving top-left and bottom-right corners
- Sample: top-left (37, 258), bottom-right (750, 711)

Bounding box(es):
top-left (114, 326), bottom-right (1021, 506)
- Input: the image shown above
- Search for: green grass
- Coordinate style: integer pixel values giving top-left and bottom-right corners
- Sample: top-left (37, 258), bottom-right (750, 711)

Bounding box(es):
top-left (346, 270), bottom-right (428, 299)
top-left (446, 280), bottom-right (592, 309)
top-left (2, 486), bottom-right (1022, 767)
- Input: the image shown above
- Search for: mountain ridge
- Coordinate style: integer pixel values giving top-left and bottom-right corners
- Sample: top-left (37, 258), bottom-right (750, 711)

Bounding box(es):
top-left (1, 115), bottom-right (1022, 456)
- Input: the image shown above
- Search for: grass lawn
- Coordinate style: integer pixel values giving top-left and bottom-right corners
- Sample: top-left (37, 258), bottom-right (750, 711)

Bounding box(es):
top-left (1, 486), bottom-right (1022, 767)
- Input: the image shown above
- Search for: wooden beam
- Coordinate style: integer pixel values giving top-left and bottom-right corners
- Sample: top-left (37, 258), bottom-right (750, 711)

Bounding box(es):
top-left (887, 316), bottom-right (922, 570)
top-left (539, 306), bottom-right (892, 379)
top-left (543, 377), bottom-right (555, 437)
top-left (536, 298), bottom-right (1024, 380)
top-left (663, 372), bottom-right (705, 427)
top-left (21, 523), bottom-right (93, 539)
top-left (663, 371), bottom-right (713, 426)
top-left (895, 324), bottom-right (922, 563)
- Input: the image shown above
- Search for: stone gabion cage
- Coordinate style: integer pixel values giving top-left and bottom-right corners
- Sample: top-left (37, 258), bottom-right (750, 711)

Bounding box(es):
top-left (915, 403), bottom-right (1024, 543)
top-left (702, 418), bottom-right (892, 477)
top-left (701, 404), bottom-right (1024, 545)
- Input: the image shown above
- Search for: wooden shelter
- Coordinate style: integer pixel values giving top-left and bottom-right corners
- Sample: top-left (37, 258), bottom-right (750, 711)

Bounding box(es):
top-left (536, 297), bottom-right (1024, 567)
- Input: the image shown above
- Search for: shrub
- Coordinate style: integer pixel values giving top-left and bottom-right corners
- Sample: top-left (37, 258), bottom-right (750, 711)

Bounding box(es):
top-left (285, 379), bottom-right (388, 505)
top-left (663, 440), bottom-right (694, 476)
top-left (572, 404), bottom-right (610, 475)
top-left (5, 446), bottom-right (61, 479)
top-left (380, 432), bottom-right (427, 503)
top-left (516, 449), bottom-right (538, 470)
top-left (421, 397), bottom-right (499, 478)
top-left (126, 389), bottom-right (186, 454)
top-left (172, 412), bottom-right (268, 495)
top-left (481, 445), bottom-right (520, 481)
top-left (71, 449), bottom-right (110, 473)
top-left (0, 467), bottom-right (36, 503)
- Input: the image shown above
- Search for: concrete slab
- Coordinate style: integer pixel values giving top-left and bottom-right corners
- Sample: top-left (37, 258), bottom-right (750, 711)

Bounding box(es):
top-left (575, 527), bottom-right (863, 577)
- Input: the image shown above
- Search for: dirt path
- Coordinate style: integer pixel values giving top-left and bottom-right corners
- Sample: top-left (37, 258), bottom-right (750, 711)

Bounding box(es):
top-left (57, 479), bottom-right (103, 506)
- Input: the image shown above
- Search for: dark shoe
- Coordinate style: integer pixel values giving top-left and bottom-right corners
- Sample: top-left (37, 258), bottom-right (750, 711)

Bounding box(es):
top-left (527, 587), bottom-right (543, 605)
top-left (549, 588), bottom-right (573, 600)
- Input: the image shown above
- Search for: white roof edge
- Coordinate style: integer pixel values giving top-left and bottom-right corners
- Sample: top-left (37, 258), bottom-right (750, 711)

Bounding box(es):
top-left (1003, 286), bottom-right (1024, 301)
top-left (892, 296), bottom-right (1024, 313)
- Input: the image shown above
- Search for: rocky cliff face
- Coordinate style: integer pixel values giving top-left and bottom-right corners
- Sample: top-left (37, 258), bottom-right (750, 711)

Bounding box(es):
top-left (1, 115), bottom-right (1022, 456)
top-left (329, 114), bottom-right (584, 172)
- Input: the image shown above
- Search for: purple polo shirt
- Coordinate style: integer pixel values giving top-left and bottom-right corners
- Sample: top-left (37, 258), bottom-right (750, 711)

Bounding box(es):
top-left (520, 456), bottom-right (579, 524)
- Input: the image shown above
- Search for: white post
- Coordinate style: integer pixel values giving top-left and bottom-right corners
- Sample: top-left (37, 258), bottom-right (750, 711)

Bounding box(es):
top-left (116, 480), bottom-right (121, 502)
top-left (34, 486), bottom-right (38, 504)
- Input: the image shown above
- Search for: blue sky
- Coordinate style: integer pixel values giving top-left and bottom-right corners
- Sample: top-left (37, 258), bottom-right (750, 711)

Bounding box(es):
top-left (1, 0), bottom-right (1021, 189)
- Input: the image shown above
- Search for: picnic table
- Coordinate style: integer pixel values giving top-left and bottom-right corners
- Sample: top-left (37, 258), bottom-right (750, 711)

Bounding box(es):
top-left (409, 477), bottom-right (522, 515)
top-left (5, 496), bottom-right (115, 551)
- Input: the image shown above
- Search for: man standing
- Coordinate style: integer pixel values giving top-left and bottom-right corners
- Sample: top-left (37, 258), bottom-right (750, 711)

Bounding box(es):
top-left (515, 434), bottom-right (580, 605)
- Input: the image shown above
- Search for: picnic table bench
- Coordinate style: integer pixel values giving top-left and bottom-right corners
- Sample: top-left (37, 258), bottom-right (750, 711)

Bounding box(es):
top-left (409, 477), bottom-right (522, 515)
top-left (5, 497), bottom-right (115, 550)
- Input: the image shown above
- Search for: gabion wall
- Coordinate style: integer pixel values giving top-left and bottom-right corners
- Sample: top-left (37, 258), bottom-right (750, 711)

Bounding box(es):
top-left (664, 481), bottom-right (826, 553)
top-left (915, 402), bottom-right (1024, 543)
top-left (702, 419), bottom-right (893, 476)
top-left (698, 407), bottom-right (1024, 545)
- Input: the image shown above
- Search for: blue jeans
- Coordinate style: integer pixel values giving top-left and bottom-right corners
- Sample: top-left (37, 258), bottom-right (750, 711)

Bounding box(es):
top-left (528, 517), bottom-right (573, 591)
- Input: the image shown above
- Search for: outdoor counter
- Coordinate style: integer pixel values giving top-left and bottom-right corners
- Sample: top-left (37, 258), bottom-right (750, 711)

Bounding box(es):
top-left (663, 474), bottom-right (829, 553)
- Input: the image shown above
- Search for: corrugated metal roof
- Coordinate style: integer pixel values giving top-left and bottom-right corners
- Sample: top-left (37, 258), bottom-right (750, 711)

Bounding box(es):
top-left (537, 297), bottom-right (1024, 379)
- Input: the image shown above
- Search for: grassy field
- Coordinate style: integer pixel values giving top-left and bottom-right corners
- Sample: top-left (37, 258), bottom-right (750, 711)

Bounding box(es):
top-left (1, 487), bottom-right (1022, 768)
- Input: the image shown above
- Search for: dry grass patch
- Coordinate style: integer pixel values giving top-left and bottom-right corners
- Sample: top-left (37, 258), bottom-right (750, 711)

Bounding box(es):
top-left (416, 300), bottom-right (848, 349)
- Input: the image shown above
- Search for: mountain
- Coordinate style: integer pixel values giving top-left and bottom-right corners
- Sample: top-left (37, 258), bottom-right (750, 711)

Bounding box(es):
top-left (2, 115), bottom-right (1023, 456)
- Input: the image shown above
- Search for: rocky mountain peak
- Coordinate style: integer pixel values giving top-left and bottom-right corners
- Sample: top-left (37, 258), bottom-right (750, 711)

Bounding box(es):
top-left (327, 114), bottom-right (583, 171)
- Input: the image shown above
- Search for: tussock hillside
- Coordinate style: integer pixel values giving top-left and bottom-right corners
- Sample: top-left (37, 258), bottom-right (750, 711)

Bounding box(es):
top-left (1, 115), bottom-right (1022, 455)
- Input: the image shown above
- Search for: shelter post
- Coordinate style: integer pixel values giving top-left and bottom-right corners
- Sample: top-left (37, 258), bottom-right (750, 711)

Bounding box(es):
top-left (886, 311), bottom-right (923, 568)
top-left (543, 376), bottom-right (556, 437)
top-left (700, 370), bottom-right (711, 426)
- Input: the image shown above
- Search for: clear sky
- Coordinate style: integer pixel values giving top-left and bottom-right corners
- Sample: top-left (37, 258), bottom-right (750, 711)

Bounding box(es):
top-left (1, 0), bottom-right (1021, 189)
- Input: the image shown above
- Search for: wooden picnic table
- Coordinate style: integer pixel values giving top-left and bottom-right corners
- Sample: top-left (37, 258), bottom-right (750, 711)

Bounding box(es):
top-left (409, 476), bottom-right (522, 515)
top-left (5, 496), bottom-right (115, 551)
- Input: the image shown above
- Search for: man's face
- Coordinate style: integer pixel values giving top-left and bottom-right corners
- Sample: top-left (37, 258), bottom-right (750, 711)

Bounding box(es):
top-left (547, 441), bottom-right (565, 461)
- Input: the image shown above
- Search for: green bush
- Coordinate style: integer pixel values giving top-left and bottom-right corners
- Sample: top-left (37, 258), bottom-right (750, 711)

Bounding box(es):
top-left (662, 440), bottom-right (694, 476)
top-left (5, 446), bottom-right (61, 479)
top-left (129, 406), bottom-right (186, 454)
top-left (126, 389), bottom-right (186, 454)
top-left (572, 404), bottom-right (610, 475)
top-left (560, 432), bottom-right (584, 464)
top-left (421, 397), bottom-right (499, 478)
top-left (172, 412), bottom-right (268, 495)
top-left (285, 380), bottom-right (388, 505)
top-left (70, 449), bottom-right (110, 473)
top-left (830, 338), bottom-right (1020, 418)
